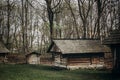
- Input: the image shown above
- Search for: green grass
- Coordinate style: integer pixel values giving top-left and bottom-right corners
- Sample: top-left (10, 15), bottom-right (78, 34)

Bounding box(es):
top-left (0, 64), bottom-right (119, 80)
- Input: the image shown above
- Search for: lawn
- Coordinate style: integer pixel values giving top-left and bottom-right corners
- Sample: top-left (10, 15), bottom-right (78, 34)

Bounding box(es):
top-left (0, 64), bottom-right (119, 80)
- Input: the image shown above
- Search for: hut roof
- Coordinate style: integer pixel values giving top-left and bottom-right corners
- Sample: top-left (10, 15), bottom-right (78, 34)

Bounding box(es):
top-left (25, 51), bottom-right (41, 57)
top-left (0, 41), bottom-right (9, 53)
top-left (48, 39), bottom-right (111, 54)
top-left (102, 29), bottom-right (120, 45)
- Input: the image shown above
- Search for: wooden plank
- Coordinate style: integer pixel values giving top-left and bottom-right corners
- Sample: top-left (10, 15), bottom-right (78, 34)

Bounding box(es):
top-left (69, 61), bottom-right (90, 63)
top-left (68, 58), bottom-right (91, 65)
top-left (68, 63), bottom-right (89, 65)
top-left (68, 58), bottom-right (90, 61)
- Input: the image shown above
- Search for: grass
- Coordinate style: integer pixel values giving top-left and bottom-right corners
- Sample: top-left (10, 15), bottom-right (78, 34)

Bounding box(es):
top-left (0, 64), bottom-right (120, 80)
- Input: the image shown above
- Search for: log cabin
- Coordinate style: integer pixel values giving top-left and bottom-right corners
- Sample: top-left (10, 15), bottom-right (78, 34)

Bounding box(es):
top-left (102, 29), bottom-right (120, 73)
top-left (0, 41), bottom-right (9, 63)
top-left (26, 51), bottom-right (41, 64)
top-left (48, 39), bottom-right (111, 69)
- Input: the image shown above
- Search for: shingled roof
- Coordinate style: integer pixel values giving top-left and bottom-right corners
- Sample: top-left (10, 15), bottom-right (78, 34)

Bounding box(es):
top-left (0, 41), bottom-right (9, 53)
top-left (102, 29), bottom-right (120, 45)
top-left (48, 39), bottom-right (111, 54)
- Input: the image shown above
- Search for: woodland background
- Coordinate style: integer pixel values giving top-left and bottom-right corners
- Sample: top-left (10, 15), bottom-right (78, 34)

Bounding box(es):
top-left (0, 0), bottom-right (119, 54)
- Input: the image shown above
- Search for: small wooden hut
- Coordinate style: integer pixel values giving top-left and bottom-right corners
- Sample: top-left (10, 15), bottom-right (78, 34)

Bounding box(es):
top-left (48, 39), bottom-right (111, 69)
top-left (102, 29), bottom-right (120, 73)
top-left (0, 41), bottom-right (9, 63)
top-left (26, 51), bottom-right (41, 64)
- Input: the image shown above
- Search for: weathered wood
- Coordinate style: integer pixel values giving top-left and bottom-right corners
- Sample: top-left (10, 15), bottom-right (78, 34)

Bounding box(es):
top-left (63, 53), bottom-right (104, 58)
top-left (48, 40), bottom-right (111, 54)
top-left (103, 30), bottom-right (120, 73)
top-left (48, 39), bottom-right (111, 69)
top-left (54, 53), bottom-right (105, 69)
top-left (26, 52), bottom-right (41, 64)
top-left (103, 30), bottom-right (120, 44)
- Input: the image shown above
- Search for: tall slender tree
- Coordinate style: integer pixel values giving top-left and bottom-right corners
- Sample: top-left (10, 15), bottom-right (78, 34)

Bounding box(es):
top-left (45, 0), bottom-right (62, 40)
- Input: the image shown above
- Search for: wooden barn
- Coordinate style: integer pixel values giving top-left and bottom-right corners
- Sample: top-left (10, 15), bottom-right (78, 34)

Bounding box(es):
top-left (102, 29), bottom-right (120, 73)
top-left (0, 41), bottom-right (9, 63)
top-left (26, 51), bottom-right (41, 64)
top-left (48, 39), bottom-right (111, 69)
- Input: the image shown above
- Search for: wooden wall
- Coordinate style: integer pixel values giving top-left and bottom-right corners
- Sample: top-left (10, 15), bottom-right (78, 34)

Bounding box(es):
top-left (68, 58), bottom-right (90, 66)
top-left (67, 57), bottom-right (104, 69)
top-left (54, 53), bottom-right (105, 69)
top-left (104, 53), bottom-right (113, 69)
top-left (54, 53), bottom-right (67, 67)
top-left (26, 54), bottom-right (40, 64)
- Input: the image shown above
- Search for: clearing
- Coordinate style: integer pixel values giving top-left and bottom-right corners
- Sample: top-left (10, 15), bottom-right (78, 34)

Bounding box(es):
top-left (0, 64), bottom-right (119, 80)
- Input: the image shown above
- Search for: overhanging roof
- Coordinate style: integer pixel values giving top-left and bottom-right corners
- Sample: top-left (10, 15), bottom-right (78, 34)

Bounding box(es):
top-left (102, 29), bottom-right (120, 45)
top-left (48, 39), bottom-right (111, 54)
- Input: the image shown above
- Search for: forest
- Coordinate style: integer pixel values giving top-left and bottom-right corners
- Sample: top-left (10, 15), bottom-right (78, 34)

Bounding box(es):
top-left (0, 0), bottom-right (119, 54)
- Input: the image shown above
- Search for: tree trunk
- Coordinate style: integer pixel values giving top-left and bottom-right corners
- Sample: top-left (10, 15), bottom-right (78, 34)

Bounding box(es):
top-left (21, 0), bottom-right (25, 54)
top-left (6, 0), bottom-right (10, 49)
top-left (96, 0), bottom-right (101, 38)
top-left (45, 0), bottom-right (54, 41)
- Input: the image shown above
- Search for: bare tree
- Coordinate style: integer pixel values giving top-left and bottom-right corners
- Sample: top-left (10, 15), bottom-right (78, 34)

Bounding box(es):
top-left (45, 0), bottom-right (62, 40)
top-left (77, 0), bottom-right (93, 38)
top-left (65, 0), bottom-right (80, 38)
top-left (94, 0), bottom-right (108, 38)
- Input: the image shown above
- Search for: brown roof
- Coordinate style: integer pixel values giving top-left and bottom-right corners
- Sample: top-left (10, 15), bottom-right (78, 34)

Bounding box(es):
top-left (48, 39), bottom-right (111, 54)
top-left (0, 41), bottom-right (9, 53)
top-left (102, 29), bottom-right (120, 44)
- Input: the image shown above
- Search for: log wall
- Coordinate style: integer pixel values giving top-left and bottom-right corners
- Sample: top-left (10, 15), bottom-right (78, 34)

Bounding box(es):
top-left (54, 53), bottom-right (105, 69)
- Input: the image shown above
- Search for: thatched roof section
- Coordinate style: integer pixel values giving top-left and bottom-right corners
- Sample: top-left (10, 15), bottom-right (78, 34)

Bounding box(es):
top-left (0, 41), bottom-right (9, 53)
top-left (48, 39), bottom-right (111, 54)
top-left (102, 30), bottom-right (120, 45)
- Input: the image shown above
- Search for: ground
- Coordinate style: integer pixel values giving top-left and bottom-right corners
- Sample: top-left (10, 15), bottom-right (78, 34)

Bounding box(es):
top-left (0, 64), bottom-right (120, 80)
